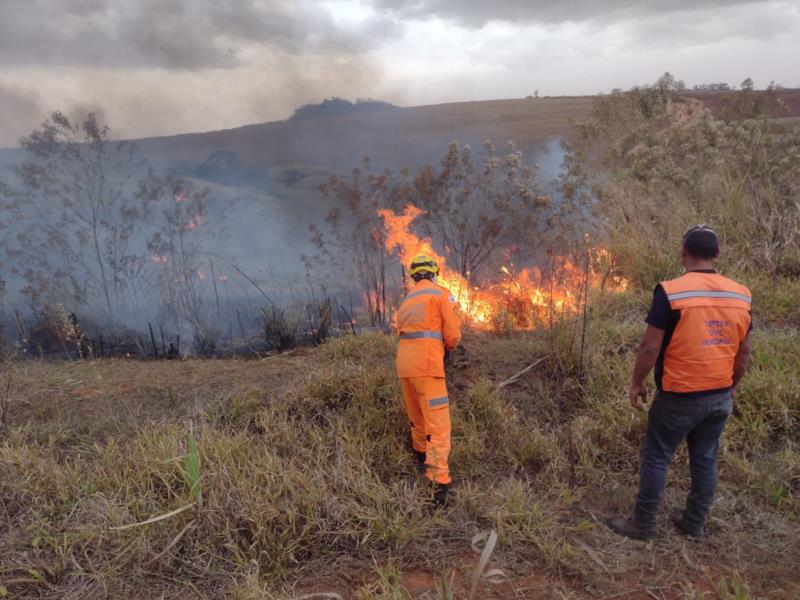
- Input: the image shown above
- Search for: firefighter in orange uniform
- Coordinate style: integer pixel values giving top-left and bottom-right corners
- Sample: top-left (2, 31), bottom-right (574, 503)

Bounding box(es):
top-left (395, 254), bottom-right (461, 507)
top-left (611, 226), bottom-right (753, 541)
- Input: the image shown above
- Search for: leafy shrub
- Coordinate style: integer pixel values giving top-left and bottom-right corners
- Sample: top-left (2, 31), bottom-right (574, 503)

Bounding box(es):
top-left (564, 74), bottom-right (800, 286)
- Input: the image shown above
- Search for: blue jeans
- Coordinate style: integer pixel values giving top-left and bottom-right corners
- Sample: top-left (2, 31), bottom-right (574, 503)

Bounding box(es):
top-left (634, 389), bottom-right (733, 531)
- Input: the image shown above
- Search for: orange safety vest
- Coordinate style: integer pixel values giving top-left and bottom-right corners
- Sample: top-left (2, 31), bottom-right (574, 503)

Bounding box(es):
top-left (660, 271), bottom-right (752, 393)
top-left (395, 279), bottom-right (461, 378)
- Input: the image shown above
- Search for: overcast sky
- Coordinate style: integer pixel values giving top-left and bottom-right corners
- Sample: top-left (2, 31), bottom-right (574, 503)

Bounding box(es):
top-left (0, 0), bottom-right (798, 146)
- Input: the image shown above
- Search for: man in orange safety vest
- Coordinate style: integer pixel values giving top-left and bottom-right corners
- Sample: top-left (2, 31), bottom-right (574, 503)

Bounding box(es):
top-left (395, 254), bottom-right (461, 507)
top-left (611, 225), bottom-right (753, 540)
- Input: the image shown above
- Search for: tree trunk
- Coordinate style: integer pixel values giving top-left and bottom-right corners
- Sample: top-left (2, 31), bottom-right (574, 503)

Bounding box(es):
top-left (92, 219), bottom-right (115, 330)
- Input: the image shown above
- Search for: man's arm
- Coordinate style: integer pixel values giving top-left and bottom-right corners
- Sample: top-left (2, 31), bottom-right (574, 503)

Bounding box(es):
top-left (630, 325), bottom-right (665, 410)
top-left (440, 290), bottom-right (461, 350)
top-left (731, 332), bottom-right (752, 395)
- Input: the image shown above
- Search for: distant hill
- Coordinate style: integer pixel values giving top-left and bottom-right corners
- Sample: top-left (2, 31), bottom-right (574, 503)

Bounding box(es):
top-left (125, 96), bottom-right (596, 176)
top-left (289, 97), bottom-right (398, 120)
top-left (0, 95), bottom-right (595, 204)
top-left (3, 91), bottom-right (799, 176)
top-left (126, 90), bottom-right (800, 177)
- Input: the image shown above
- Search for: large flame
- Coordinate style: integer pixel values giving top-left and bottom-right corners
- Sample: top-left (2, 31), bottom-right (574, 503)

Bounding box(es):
top-left (379, 205), bottom-right (626, 329)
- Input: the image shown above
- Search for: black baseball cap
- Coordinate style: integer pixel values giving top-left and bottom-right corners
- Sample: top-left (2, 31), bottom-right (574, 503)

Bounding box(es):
top-left (682, 225), bottom-right (720, 259)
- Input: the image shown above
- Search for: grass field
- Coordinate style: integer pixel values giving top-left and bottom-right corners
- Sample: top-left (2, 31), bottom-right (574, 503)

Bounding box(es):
top-left (1, 285), bottom-right (797, 599)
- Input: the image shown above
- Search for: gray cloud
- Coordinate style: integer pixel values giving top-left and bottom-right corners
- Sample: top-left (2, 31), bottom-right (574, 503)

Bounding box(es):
top-left (629, 2), bottom-right (800, 45)
top-left (0, 0), bottom-right (399, 70)
top-left (374, 0), bottom-right (757, 26)
top-left (0, 0), bottom-right (795, 148)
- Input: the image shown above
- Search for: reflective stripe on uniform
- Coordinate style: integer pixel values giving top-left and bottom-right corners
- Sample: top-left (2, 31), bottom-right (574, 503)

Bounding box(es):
top-left (429, 395), bottom-right (449, 407)
top-left (403, 288), bottom-right (442, 302)
top-left (667, 290), bottom-right (752, 303)
top-left (399, 331), bottom-right (443, 340)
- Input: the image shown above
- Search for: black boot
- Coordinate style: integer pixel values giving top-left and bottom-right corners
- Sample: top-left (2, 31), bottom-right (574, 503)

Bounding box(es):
top-left (671, 511), bottom-right (705, 541)
top-left (413, 450), bottom-right (427, 474)
top-left (433, 483), bottom-right (450, 509)
top-left (609, 516), bottom-right (655, 540)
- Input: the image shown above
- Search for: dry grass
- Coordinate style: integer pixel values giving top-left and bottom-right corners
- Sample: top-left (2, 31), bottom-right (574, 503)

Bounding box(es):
top-left (1, 353), bottom-right (312, 443)
top-left (1, 290), bottom-right (798, 599)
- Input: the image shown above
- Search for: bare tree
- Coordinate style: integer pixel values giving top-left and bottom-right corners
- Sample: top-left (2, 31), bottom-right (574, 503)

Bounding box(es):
top-left (0, 112), bottom-right (143, 325)
top-left (309, 160), bottom-right (408, 326)
top-left (137, 171), bottom-right (222, 337)
top-left (413, 140), bottom-right (565, 283)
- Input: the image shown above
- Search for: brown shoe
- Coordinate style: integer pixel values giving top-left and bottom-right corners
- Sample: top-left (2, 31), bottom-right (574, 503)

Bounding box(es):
top-left (671, 511), bottom-right (705, 541)
top-left (609, 517), bottom-right (654, 540)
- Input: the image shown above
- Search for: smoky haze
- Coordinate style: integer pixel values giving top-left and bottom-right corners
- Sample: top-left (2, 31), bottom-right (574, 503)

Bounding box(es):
top-left (1, 0), bottom-right (795, 353)
top-left (129, 97), bottom-right (584, 285)
top-left (0, 96), bottom-right (584, 353)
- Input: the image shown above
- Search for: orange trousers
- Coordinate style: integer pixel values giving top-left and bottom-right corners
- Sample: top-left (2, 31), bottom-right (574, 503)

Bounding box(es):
top-left (400, 376), bottom-right (452, 485)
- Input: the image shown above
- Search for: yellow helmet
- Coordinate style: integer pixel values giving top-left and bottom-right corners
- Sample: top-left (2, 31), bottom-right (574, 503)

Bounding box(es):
top-left (409, 254), bottom-right (439, 277)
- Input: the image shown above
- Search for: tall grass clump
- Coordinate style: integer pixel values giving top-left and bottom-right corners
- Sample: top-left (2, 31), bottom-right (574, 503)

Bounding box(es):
top-left (564, 73), bottom-right (800, 288)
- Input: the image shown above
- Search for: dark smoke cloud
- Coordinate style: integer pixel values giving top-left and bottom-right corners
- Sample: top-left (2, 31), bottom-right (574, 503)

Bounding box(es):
top-left (0, 0), bottom-right (396, 146)
top-left (0, 0), bottom-right (400, 69)
top-left (374, 0), bottom-right (757, 26)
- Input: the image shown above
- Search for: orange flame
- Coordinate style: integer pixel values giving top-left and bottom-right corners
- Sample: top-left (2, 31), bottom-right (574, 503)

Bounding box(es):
top-left (377, 205), bottom-right (489, 323)
top-left (183, 213), bottom-right (203, 231)
top-left (378, 205), bottom-right (627, 329)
